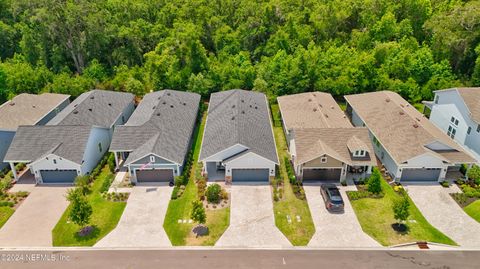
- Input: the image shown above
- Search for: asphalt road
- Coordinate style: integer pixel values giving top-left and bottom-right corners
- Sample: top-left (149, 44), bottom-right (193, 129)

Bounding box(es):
top-left (0, 248), bottom-right (478, 269)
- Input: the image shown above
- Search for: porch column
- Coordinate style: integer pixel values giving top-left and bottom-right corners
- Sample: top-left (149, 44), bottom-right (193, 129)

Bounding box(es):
top-left (114, 151), bottom-right (119, 170)
top-left (340, 164), bottom-right (347, 182)
top-left (9, 162), bottom-right (18, 181)
top-left (439, 167), bottom-right (447, 181)
top-left (466, 164), bottom-right (474, 180)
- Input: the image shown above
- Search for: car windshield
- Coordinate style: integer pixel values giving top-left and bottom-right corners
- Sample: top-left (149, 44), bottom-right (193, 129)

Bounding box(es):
top-left (327, 188), bottom-right (343, 203)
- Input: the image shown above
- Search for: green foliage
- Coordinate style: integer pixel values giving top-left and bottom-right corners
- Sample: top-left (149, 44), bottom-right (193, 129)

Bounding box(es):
top-left (206, 184), bottom-right (221, 204)
top-left (66, 189), bottom-right (93, 228)
top-left (107, 154), bottom-right (116, 173)
top-left (74, 175), bottom-right (91, 196)
top-left (367, 168), bottom-right (382, 194)
top-left (284, 156), bottom-right (296, 184)
top-left (393, 195), bottom-right (410, 224)
top-left (171, 186), bottom-right (180, 200)
top-left (467, 165), bottom-right (480, 185)
top-left (99, 174), bottom-right (113, 194)
top-left (197, 178), bottom-right (207, 201)
top-left (190, 200), bottom-right (206, 224)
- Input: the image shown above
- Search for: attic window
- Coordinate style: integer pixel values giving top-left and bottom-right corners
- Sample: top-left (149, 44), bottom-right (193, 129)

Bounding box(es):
top-left (320, 156), bottom-right (328, 163)
top-left (353, 150), bottom-right (366, 157)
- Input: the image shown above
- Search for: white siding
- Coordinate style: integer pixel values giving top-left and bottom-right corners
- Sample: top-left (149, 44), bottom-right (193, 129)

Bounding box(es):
top-left (29, 154), bottom-right (81, 183)
top-left (80, 127), bottom-right (111, 175)
top-left (203, 144), bottom-right (248, 162)
top-left (225, 152), bottom-right (276, 177)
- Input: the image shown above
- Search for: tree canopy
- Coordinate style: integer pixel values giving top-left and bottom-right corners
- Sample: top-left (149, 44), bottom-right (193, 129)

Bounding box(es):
top-left (1, 0), bottom-right (479, 103)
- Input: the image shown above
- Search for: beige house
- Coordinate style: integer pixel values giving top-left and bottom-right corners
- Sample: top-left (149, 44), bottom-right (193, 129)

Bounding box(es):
top-left (278, 92), bottom-right (375, 182)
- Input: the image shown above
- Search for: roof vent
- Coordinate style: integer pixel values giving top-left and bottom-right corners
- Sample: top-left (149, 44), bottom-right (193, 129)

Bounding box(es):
top-left (343, 115), bottom-right (347, 118)
top-left (157, 113), bottom-right (161, 116)
top-left (167, 92), bottom-right (171, 96)
top-left (319, 104), bottom-right (323, 108)
top-left (241, 110), bottom-right (245, 114)
top-left (413, 123), bottom-right (419, 128)
top-left (108, 103), bottom-right (112, 106)
top-left (231, 116), bottom-right (235, 120)
top-left (9, 102), bottom-right (15, 106)
top-left (308, 99), bottom-right (312, 102)
top-left (241, 99), bottom-right (244, 103)
top-left (313, 108), bottom-right (318, 112)
top-left (170, 105), bottom-right (174, 108)
top-left (183, 102), bottom-right (186, 106)
top-left (32, 105), bottom-right (36, 108)
top-left (415, 117), bottom-right (421, 122)
top-left (330, 106), bottom-right (334, 109)
top-left (88, 108), bottom-right (93, 112)
top-left (90, 96), bottom-right (94, 100)
top-left (254, 106), bottom-right (258, 109)
top-left (73, 111), bottom-right (79, 114)
top-left (232, 105), bottom-right (236, 108)
top-left (74, 104), bottom-right (78, 107)
top-left (400, 104), bottom-right (404, 107)
top-left (162, 101), bottom-right (166, 105)
top-left (312, 93), bottom-right (316, 96)
top-left (399, 111), bottom-right (405, 115)
top-left (152, 106), bottom-right (156, 109)
top-left (386, 98), bottom-right (390, 102)
top-left (324, 114), bottom-right (329, 118)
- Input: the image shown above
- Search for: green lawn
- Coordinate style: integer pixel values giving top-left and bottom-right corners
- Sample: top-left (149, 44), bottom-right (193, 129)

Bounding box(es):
top-left (271, 105), bottom-right (315, 245)
top-left (52, 166), bottom-right (126, 246)
top-left (164, 106), bottom-right (230, 246)
top-left (464, 200), bottom-right (480, 223)
top-left (0, 206), bottom-right (14, 229)
top-left (350, 180), bottom-right (456, 246)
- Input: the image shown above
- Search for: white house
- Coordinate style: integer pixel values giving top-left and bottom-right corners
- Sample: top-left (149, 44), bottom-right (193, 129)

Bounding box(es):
top-left (424, 87), bottom-right (480, 163)
top-left (4, 90), bottom-right (135, 184)
top-left (345, 91), bottom-right (476, 183)
top-left (199, 90), bottom-right (278, 183)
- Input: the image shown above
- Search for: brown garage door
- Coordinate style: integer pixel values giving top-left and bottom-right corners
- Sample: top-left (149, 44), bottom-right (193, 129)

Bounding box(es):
top-left (136, 169), bottom-right (174, 183)
top-left (302, 168), bottom-right (342, 182)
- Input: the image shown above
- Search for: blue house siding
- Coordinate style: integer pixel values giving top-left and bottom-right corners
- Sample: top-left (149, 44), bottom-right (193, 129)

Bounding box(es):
top-left (80, 127), bottom-right (111, 175)
top-left (0, 131), bottom-right (15, 170)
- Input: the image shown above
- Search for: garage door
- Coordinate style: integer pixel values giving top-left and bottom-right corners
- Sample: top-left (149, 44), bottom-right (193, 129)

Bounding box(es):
top-left (302, 168), bottom-right (342, 182)
top-left (400, 168), bottom-right (441, 182)
top-left (40, 170), bottom-right (78, 183)
top-left (136, 169), bottom-right (174, 183)
top-left (232, 169), bottom-right (269, 182)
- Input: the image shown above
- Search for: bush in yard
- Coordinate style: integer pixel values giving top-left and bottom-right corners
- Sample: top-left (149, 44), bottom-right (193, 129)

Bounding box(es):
top-left (174, 176), bottom-right (184, 187)
top-left (467, 165), bottom-right (480, 185)
top-left (74, 175), bottom-right (91, 195)
top-left (99, 174), bottom-right (114, 193)
top-left (367, 168), bottom-right (382, 194)
top-left (107, 154), bottom-right (116, 173)
top-left (206, 184), bottom-right (221, 203)
top-left (197, 178), bottom-right (207, 200)
top-left (191, 200), bottom-right (206, 224)
top-left (67, 189), bottom-right (93, 234)
top-left (171, 186), bottom-right (180, 200)
top-left (392, 195), bottom-right (410, 231)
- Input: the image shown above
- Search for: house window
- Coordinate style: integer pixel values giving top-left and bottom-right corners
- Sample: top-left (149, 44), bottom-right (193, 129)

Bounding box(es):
top-left (447, 125), bottom-right (456, 139)
top-left (353, 150), bottom-right (366, 157)
top-left (477, 124), bottom-right (480, 133)
top-left (450, 116), bottom-right (459, 126)
top-left (150, 156), bottom-right (155, 163)
top-left (434, 95), bottom-right (439, 104)
top-left (53, 159), bottom-right (57, 164)
top-left (467, 127), bottom-right (472, 135)
top-left (98, 143), bottom-right (102, 152)
top-left (320, 157), bottom-right (328, 163)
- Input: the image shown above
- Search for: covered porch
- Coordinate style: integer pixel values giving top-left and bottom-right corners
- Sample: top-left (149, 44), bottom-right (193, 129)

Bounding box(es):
top-left (203, 161), bottom-right (226, 181)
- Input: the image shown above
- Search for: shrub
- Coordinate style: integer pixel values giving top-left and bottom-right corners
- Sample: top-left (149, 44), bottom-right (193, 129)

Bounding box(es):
top-left (0, 201), bottom-right (14, 207)
top-left (440, 181), bottom-right (449, 188)
top-left (347, 190), bottom-right (371, 200)
top-left (467, 165), bottom-right (480, 185)
top-left (220, 189), bottom-right (229, 200)
top-left (100, 174), bottom-right (114, 193)
top-left (191, 200), bottom-right (206, 224)
top-left (67, 189), bottom-right (92, 228)
top-left (74, 175), bottom-right (91, 195)
top-left (107, 153), bottom-right (116, 173)
top-left (0, 177), bottom-right (13, 194)
top-left (174, 176), bottom-right (184, 187)
top-left (197, 178), bottom-right (207, 200)
top-left (206, 184), bottom-right (221, 203)
top-left (284, 156), bottom-right (297, 184)
top-left (15, 191), bottom-right (29, 198)
top-left (171, 186), bottom-right (180, 200)
top-left (451, 193), bottom-right (469, 206)
top-left (367, 168), bottom-right (382, 194)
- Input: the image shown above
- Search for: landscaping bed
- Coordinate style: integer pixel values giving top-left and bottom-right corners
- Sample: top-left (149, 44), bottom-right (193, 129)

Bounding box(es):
top-left (0, 168), bottom-right (30, 229)
top-left (270, 106), bottom-right (315, 246)
top-left (164, 104), bottom-right (230, 246)
top-left (449, 166), bottom-right (480, 223)
top-left (52, 159), bottom-right (127, 246)
top-left (348, 178), bottom-right (456, 246)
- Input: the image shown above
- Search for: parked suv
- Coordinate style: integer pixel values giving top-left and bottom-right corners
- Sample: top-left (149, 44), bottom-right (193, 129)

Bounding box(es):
top-left (320, 184), bottom-right (344, 212)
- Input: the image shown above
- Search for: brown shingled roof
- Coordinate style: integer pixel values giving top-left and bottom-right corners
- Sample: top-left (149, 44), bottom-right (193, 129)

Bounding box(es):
top-left (344, 91), bottom-right (475, 165)
top-left (456, 87), bottom-right (480, 123)
top-left (277, 92), bottom-right (352, 131)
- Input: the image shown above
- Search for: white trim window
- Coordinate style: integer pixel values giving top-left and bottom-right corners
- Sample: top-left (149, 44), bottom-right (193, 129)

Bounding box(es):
top-left (450, 116), bottom-right (459, 126)
top-left (150, 156), bottom-right (155, 163)
top-left (447, 125), bottom-right (457, 139)
top-left (320, 156), bottom-right (328, 163)
top-left (353, 150), bottom-right (366, 157)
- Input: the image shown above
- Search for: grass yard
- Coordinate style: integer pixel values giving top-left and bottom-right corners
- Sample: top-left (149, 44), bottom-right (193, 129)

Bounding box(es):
top-left (464, 200), bottom-right (480, 223)
top-left (0, 206), bottom-right (14, 229)
top-left (271, 104), bottom-right (315, 245)
top-left (164, 106), bottom-right (230, 246)
top-left (52, 165), bottom-right (126, 246)
top-left (350, 180), bottom-right (456, 246)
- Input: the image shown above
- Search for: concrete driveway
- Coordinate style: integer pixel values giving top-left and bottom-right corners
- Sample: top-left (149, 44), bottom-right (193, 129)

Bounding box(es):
top-left (0, 186), bottom-right (69, 247)
top-left (406, 184), bottom-right (480, 247)
top-left (95, 186), bottom-right (173, 247)
top-left (304, 184), bottom-right (380, 247)
top-left (215, 184), bottom-right (291, 248)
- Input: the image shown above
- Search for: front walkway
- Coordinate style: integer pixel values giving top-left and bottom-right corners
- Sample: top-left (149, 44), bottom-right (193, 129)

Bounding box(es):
top-left (406, 184), bottom-right (480, 247)
top-left (0, 186), bottom-right (69, 247)
top-left (95, 186), bottom-right (173, 247)
top-left (304, 183), bottom-right (380, 247)
top-left (215, 184), bottom-right (291, 248)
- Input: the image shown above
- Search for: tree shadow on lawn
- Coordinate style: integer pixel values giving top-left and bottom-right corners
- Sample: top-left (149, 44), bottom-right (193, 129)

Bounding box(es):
top-left (73, 225), bottom-right (100, 242)
top-left (391, 223), bottom-right (409, 235)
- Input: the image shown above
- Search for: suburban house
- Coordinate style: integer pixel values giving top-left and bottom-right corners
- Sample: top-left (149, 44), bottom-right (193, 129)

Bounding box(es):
top-left (0, 93), bottom-right (70, 170)
top-left (277, 92), bottom-right (375, 182)
top-left (423, 87), bottom-right (480, 163)
top-left (199, 89), bottom-right (278, 183)
top-left (345, 91), bottom-right (476, 182)
top-left (4, 90), bottom-right (135, 184)
top-left (109, 90), bottom-right (200, 183)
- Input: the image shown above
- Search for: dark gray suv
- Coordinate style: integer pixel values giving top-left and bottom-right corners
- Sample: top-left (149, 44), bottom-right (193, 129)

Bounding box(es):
top-left (320, 184), bottom-right (344, 212)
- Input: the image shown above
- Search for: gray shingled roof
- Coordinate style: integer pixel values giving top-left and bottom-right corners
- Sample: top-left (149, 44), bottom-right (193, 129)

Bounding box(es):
top-left (4, 125), bottom-right (93, 164)
top-left (200, 90), bottom-right (278, 164)
top-left (47, 90), bottom-right (134, 127)
top-left (0, 93), bottom-right (70, 131)
top-left (110, 90), bottom-right (201, 165)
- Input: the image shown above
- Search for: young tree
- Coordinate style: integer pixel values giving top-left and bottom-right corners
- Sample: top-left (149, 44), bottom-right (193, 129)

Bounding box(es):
top-left (367, 168), bottom-right (382, 194)
top-left (191, 200), bottom-right (206, 225)
top-left (67, 189), bottom-right (93, 230)
top-left (467, 165), bottom-right (480, 185)
top-left (393, 196), bottom-right (410, 226)
top-left (74, 175), bottom-right (91, 196)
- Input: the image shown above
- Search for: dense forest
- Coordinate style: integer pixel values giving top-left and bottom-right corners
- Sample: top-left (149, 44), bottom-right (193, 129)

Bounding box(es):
top-left (0, 0), bottom-right (479, 104)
